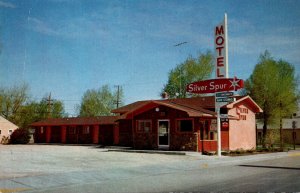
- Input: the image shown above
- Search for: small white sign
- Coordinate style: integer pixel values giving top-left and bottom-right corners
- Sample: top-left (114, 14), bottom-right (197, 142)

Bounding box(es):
top-left (220, 114), bottom-right (229, 118)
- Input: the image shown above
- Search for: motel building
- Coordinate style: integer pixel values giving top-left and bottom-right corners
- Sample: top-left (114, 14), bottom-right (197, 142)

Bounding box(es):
top-left (31, 95), bottom-right (262, 153)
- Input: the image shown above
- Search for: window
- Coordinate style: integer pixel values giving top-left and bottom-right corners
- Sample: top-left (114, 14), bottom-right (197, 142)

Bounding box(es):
top-left (204, 120), bottom-right (209, 139)
top-left (83, 126), bottom-right (90, 134)
top-left (207, 119), bottom-right (217, 140)
top-left (69, 127), bottom-right (76, 134)
top-left (40, 127), bottom-right (44, 134)
top-left (200, 120), bottom-right (216, 140)
top-left (177, 119), bottom-right (193, 132)
top-left (137, 120), bottom-right (152, 133)
top-left (209, 131), bottom-right (217, 140)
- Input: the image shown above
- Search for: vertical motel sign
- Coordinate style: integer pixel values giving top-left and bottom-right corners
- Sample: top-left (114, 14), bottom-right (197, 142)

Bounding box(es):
top-left (215, 13), bottom-right (228, 79)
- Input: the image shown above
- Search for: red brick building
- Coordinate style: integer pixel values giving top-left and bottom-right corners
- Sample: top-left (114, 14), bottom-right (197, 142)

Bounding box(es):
top-left (31, 95), bottom-right (262, 152)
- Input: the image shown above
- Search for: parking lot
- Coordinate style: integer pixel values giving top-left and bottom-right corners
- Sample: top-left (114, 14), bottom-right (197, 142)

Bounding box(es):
top-left (0, 145), bottom-right (298, 192)
top-left (0, 145), bottom-right (196, 178)
top-left (0, 145), bottom-right (205, 192)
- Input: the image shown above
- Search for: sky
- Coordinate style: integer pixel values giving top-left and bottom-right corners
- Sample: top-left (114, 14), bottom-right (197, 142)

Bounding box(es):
top-left (0, 0), bottom-right (300, 116)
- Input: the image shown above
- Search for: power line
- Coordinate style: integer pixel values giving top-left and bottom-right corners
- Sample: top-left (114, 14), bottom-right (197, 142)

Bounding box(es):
top-left (174, 41), bottom-right (188, 47)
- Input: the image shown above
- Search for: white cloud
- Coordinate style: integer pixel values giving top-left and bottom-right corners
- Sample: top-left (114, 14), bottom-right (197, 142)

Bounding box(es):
top-left (228, 19), bottom-right (300, 63)
top-left (27, 17), bottom-right (60, 36)
top-left (0, 0), bottom-right (16, 8)
top-left (229, 29), bottom-right (300, 69)
top-left (231, 32), bottom-right (300, 54)
top-left (58, 17), bottom-right (109, 39)
top-left (26, 16), bottom-right (109, 40)
top-left (229, 18), bottom-right (257, 35)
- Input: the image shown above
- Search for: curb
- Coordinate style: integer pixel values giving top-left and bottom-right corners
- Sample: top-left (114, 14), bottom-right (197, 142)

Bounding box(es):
top-left (107, 149), bottom-right (186, 155)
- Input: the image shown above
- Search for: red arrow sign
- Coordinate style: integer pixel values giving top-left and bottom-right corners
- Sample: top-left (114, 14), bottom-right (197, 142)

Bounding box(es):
top-left (186, 77), bottom-right (244, 94)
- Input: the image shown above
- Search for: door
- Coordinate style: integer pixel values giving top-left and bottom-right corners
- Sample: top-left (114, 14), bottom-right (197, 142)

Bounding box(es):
top-left (158, 120), bottom-right (169, 148)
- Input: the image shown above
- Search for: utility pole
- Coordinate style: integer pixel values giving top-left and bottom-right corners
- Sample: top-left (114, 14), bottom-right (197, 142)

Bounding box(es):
top-left (47, 92), bottom-right (53, 118)
top-left (114, 85), bottom-right (121, 108)
top-left (173, 41), bottom-right (188, 98)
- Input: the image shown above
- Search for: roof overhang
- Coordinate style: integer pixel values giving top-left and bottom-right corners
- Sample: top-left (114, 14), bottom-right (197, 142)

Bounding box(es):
top-left (118, 100), bottom-right (216, 120)
top-left (224, 96), bottom-right (263, 113)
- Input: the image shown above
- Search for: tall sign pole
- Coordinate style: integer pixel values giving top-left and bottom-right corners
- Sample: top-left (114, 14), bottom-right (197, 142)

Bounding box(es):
top-left (215, 13), bottom-right (228, 157)
top-left (224, 13), bottom-right (228, 78)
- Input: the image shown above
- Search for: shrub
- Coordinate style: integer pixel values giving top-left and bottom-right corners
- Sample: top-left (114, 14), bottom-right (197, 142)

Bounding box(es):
top-left (246, 148), bottom-right (255, 154)
top-left (202, 151), bottom-right (215, 156)
top-left (9, 128), bottom-right (31, 144)
top-left (1, 136), bottom-right (9, 144)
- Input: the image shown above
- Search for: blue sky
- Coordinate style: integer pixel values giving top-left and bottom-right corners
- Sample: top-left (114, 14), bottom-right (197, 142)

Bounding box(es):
top-left (0, 0), bottom-right (299, 116)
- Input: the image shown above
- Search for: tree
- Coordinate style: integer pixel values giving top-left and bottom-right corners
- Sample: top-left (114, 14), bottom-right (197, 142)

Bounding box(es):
top-left (0, 84), bottom-right (66, 128)
top-left (15, 96), bottom-right (66, 129)
top-left (245, 51), bottom-right (299, 147)
top-left (0, 83), bottom-right (29, 123)
top-left (79, 85), bottom-right (124, 117)
top-left (161, 51), bottom-right (214, 98)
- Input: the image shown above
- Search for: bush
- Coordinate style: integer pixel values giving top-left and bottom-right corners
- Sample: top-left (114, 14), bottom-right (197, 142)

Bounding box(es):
top-left (9, 128), bottom-right (31, 144)
top-left (1, 136), bottom-right (9, 144)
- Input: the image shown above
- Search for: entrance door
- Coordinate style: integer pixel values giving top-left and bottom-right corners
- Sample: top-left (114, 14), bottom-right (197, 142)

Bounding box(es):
top-left (158, 120), bottom-right (169, 148)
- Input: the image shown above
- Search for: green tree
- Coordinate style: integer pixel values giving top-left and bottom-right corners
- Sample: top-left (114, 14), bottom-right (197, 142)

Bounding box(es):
top-left (14, 95), bottom-right (66, 129)
top-left (79, 85), bottom-right (123, 117)
top-left (245, 51), bottom-right (299, 146)
top-left (0, 84), bottom-right (66, 128)
top-left (161, 51), bottom-right (214, 98)
top-left (0, 83), bottom-right (29, 123)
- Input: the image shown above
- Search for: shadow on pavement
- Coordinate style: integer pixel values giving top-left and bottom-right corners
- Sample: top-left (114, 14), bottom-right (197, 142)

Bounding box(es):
top-left (239, 164), bottom-right (300, 170)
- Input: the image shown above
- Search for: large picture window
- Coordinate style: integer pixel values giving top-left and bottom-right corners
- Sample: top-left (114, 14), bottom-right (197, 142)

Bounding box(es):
top-left (177, 119), bottom-right (193, 132)
top-left (137, 120), bottom-right (152, 133)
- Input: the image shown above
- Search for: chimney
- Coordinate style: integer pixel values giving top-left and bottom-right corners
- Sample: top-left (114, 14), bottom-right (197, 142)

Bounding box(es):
top-left (161, 92), bottom-right (169, 99)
